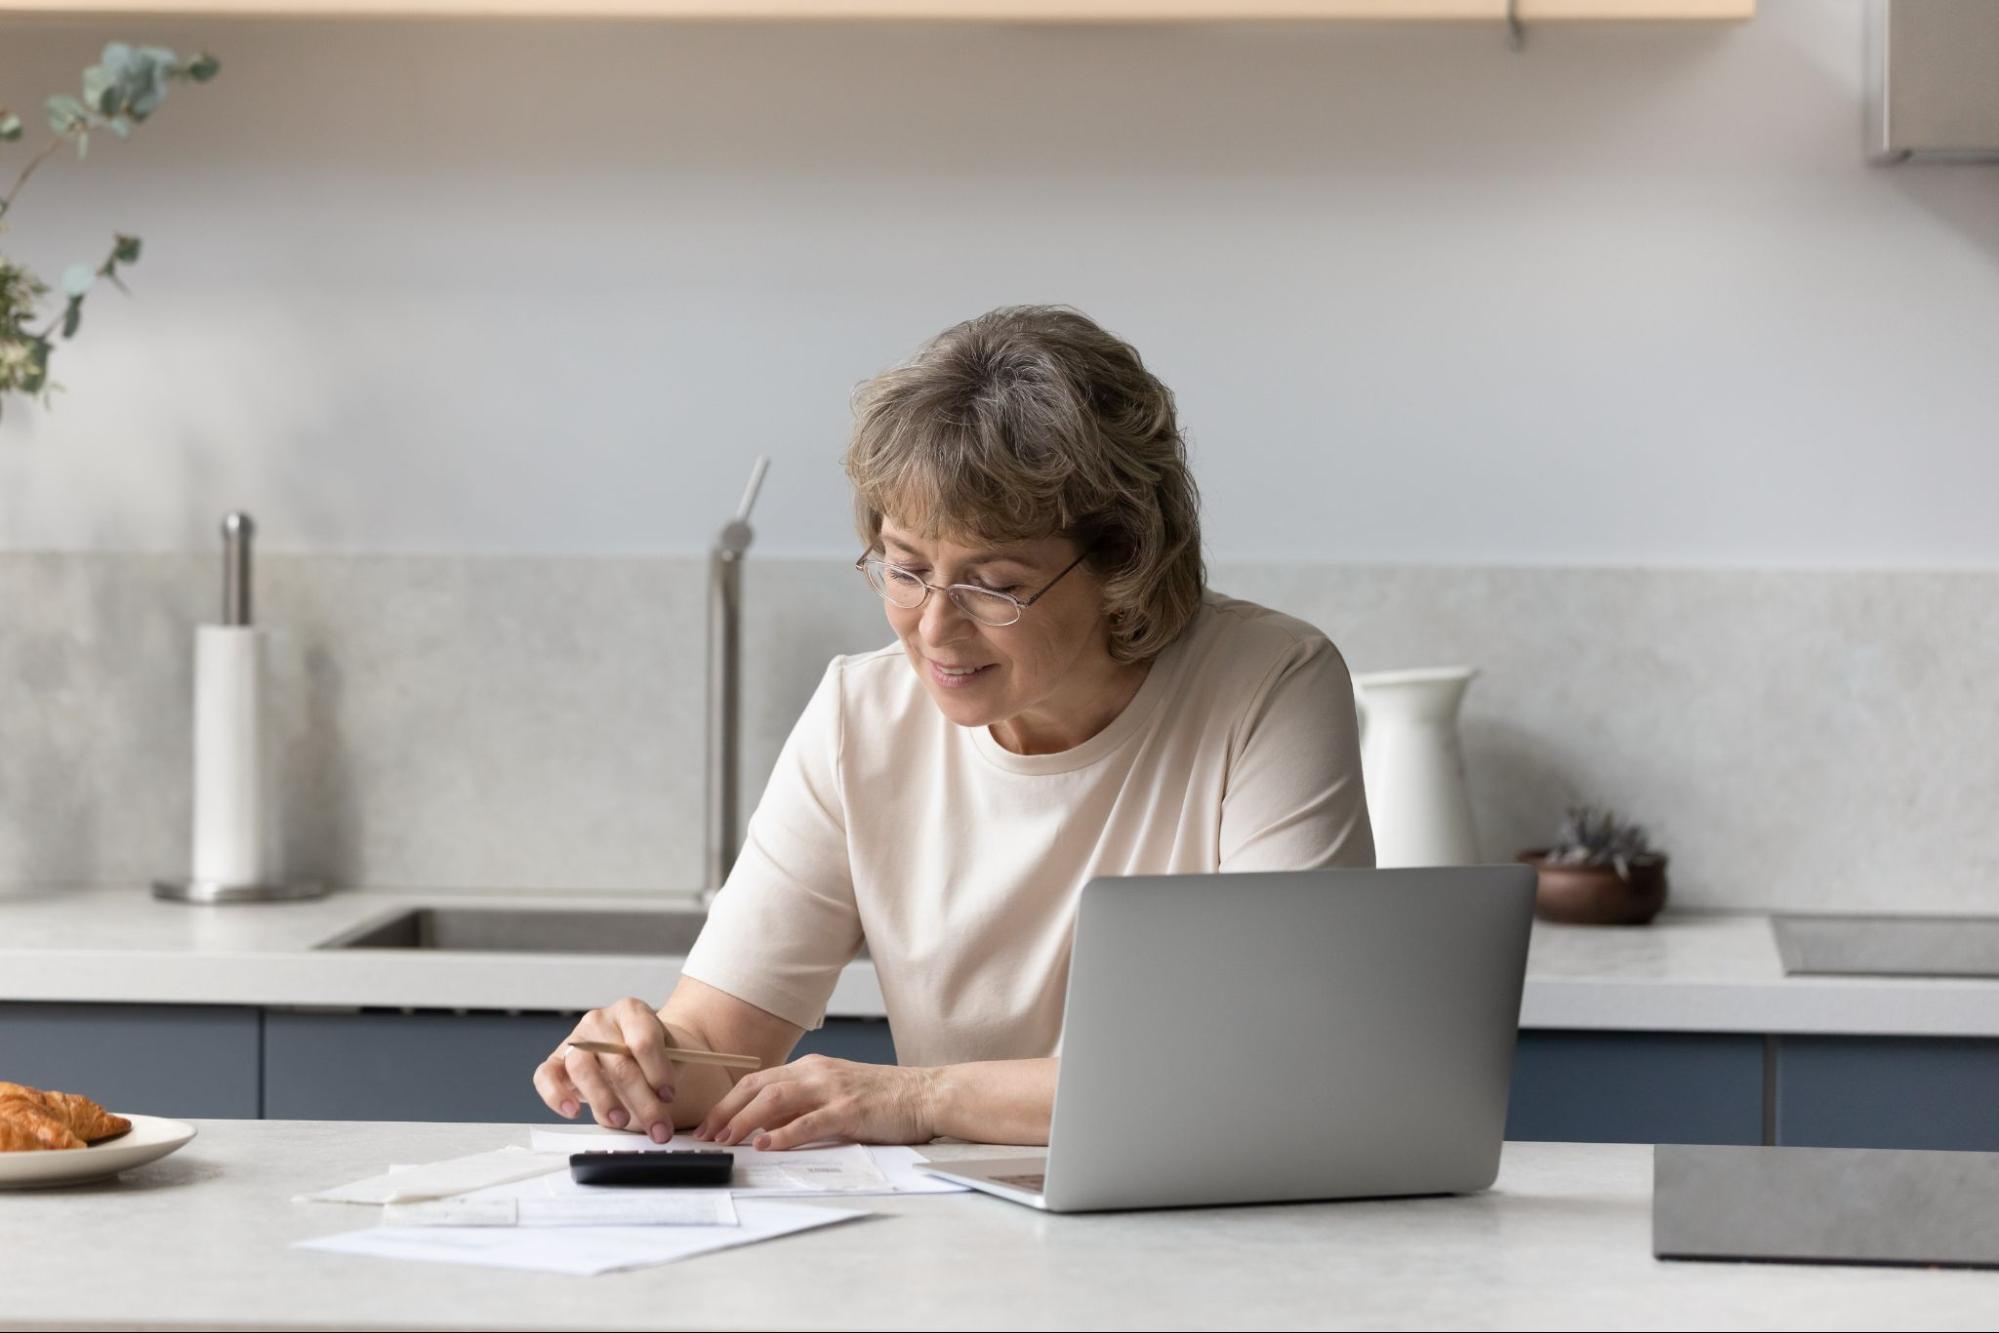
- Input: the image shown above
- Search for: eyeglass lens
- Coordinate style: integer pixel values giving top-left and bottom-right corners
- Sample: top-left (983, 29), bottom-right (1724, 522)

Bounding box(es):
top-left (862, 560), bottom-right (1020, 626)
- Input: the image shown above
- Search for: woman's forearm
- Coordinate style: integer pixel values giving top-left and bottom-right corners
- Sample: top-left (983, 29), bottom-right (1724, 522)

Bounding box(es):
top-left (924, 1058), bottom-right (1059, 1146)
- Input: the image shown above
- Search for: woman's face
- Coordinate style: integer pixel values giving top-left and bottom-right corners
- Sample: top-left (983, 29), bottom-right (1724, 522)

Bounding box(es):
top-left (875, 520), bottom-right (1123, 743)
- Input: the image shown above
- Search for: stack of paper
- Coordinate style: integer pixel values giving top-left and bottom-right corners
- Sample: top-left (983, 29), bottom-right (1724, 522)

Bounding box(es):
top-left (298, 1198), bottom-right (861, 1277)
top-left (294, 1130), bottom-right (964, 1275)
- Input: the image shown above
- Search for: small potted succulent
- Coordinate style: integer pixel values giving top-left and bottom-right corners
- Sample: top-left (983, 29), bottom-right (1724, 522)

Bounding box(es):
top-left (1517, 805), bottom-right (1669, 925)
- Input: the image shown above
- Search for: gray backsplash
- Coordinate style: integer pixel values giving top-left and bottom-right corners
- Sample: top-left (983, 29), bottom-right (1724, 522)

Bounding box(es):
top-left (4, 553), bottom-right (1995, 914)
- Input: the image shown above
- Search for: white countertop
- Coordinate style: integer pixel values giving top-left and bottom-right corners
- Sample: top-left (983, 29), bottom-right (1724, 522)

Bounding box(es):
top-left (4, 884), bottom-right (1999, 1037)
top-left (3, 1119), bottom-right (1996, 1331)
top-left (0, 883), bottom-right (883, 1018)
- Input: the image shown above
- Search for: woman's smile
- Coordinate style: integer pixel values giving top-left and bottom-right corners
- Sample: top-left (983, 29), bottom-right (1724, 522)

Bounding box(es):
top-left (928, 657), bottom-right (997, 688)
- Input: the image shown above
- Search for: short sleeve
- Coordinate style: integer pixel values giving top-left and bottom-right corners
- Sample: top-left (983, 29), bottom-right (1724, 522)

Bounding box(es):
top-left (1218, 635), bottom-right (1376, 873)
top-left (680, 657), bottom-right (862, 1031)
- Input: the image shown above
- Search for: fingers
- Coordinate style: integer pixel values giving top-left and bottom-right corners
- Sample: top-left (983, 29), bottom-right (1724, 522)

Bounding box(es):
top-left (694, 1069), bottom-right (770, 1143)
top-left (575, 1000), bottom-right (676, 1141)
top-left (562, 1046), bottom-right (635, 1130)
top-left (563, 1046), bottom-right (675, 1142)
top-left (755, 1107), bottom-right (842, 1152)
top-left (609, 999), bottom-right (679, 1109)
top-left (532, 1055), bottom-right (581, 1119)
top-left (542, 1000), bottom-right (677, 1141)
top-left (704, 1081), bottom-right (805, 1147)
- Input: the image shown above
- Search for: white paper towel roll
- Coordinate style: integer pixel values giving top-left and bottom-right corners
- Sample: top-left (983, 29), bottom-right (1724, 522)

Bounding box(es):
top-left (192, 624), bottom-right (264, 885)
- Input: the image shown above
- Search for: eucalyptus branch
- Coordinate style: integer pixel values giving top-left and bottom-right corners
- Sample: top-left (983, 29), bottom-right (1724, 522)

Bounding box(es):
top-left (0, 134), bottom-right (70, 221)
top-left (34, 234), bottom-right (138, 342)
top-left (0, 44), bottom-right (216, 415)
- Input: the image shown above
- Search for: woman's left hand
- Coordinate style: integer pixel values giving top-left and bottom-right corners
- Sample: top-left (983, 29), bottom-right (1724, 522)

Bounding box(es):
top-left (692, 1053), bottom-right (938, 1150)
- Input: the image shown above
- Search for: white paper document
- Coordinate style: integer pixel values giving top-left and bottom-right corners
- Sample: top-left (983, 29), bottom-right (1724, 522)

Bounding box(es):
top-left (382, 1190), bottom-right (737, 1228)
top-left (296, 1146), bottom-right (571, 1205)
top-left (296, 1199), bottom-right (863, 1276)
top-left (529, 1127), bottom-right (969, 1196)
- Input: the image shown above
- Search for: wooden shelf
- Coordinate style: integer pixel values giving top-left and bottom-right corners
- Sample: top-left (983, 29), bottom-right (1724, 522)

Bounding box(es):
top-left (0, 0), bottom-right (1755, 21)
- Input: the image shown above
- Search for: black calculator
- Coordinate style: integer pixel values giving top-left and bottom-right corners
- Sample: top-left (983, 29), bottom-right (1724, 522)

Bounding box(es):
top-left (568, 1150), bottom-right (734, 1187)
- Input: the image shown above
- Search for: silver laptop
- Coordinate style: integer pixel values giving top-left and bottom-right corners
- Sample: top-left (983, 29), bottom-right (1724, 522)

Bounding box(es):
top-left (921, 865), bottom-right (1536, 1212)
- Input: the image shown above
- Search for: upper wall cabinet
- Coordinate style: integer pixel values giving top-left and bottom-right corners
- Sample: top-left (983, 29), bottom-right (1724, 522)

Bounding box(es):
top-left (0, 1), bottom-right (1755, 20)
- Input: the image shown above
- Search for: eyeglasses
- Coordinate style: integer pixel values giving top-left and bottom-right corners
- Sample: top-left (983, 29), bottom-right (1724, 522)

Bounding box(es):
top-left (854, 548), bottom-right (1091, 628)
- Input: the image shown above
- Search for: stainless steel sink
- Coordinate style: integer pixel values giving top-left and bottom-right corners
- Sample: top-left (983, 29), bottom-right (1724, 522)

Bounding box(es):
top-left (315, 907), bottom-right (711, 956)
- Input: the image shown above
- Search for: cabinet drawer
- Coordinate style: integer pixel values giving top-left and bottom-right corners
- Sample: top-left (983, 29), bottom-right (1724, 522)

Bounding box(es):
top-left (1506, 1030), bottom-right (1765, 1146)
top-left (263, 1010), bottom-right (580, 1122)
top-left (1775, 1036), bottom-right (1999, 1151)
top-left (0, 1002), bottom-right (261, 1118)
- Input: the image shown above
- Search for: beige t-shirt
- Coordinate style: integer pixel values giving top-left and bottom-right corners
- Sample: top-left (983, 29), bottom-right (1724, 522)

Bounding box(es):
top-left (680, 590), bottom-right (1375, 1069)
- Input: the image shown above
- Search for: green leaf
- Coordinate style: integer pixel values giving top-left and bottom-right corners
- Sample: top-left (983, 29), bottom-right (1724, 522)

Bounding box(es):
top-left (0, 111), bottom-right (21, 142)
top-left (60, 296), bottom-right (82, 340)
top-left (130, 48), bottom-right (175, 121)
top-left (74, 131), bottom-right (89, 161)
top-left (106, 116), bottom-right (131, 139)
top-left (183, 53), bottom-right (220, 83)
top-left (127, 80), bottom-right (165, 122)
top-left (82, 63), bottom-right (122, 117)
top-left (113, 234), bottom-right (141, 265)
top-left (85, 43), bottom-right (180, 125)
top-left (44, 94), bottom-right (90, 136)
top-left (61, 263), bottom-right (95, 298)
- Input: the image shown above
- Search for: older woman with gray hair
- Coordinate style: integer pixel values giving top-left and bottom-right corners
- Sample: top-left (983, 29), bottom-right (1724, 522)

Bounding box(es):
top-left (535, 305), bottom-right (1374, 1149)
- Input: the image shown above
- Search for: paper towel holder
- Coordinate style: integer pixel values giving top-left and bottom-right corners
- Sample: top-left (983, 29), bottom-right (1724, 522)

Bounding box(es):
top-left (154, 512), bottom-right (325, 905)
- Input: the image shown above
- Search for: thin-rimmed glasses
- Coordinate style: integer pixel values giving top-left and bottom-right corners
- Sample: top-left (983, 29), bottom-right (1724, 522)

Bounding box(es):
top-left (854, 548), bottom-right (1090, 628)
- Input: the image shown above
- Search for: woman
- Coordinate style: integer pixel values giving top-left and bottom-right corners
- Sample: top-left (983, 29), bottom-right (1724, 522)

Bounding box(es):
top-left (533, 306), bottom-right (1374, 1149)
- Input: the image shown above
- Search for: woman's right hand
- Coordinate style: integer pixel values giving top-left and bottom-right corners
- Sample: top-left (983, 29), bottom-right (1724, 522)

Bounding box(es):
top-left (533, 997), bottom-right (680, 1143)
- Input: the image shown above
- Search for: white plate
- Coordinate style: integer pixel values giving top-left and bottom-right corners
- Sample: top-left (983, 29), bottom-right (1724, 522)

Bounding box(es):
top-left (0, 1114), bottom-right (198, 1189)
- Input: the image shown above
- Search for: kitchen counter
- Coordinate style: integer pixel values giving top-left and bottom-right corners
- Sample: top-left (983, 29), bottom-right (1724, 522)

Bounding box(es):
top-left (0, 882), bottom-right (886, 1017)
top-left (4, 884), bottom-right (1999, 1037)
top-left (4, 1119), bottom-right (1997, 1332)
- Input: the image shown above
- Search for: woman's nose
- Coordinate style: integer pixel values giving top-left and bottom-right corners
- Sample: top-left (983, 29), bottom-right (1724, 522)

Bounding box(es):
top-left (918, 588), bottom-right (974, 642)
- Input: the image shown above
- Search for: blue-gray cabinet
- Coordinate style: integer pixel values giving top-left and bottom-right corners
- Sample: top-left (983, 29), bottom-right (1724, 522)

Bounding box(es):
top-left (260, 1009), bottom-right (898, 1122)
top-left (263, 1010), bottom-right (581, 1123)
top-left (0, 1002), bottom-right (262, 1118)
top-left (1504, 1031), bottom-right (1766, 1146)
top-left (1774, 1036), bottom-right (1999, 1152)
top-left (9, 1000), bottom-right (1997, 1149)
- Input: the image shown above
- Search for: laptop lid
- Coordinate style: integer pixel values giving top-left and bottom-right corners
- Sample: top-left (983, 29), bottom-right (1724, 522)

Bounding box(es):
top-left (1039, 865), bottom-right (1536, 1212)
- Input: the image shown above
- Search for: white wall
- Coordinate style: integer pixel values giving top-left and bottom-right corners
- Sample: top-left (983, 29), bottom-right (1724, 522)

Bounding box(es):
top-left (2, 2), bottom-right (1995, 565)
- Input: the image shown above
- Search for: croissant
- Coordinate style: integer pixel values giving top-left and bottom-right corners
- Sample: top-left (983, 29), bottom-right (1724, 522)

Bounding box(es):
top-left (0, 1082), bottom-right (131, 1150)
top-left (0, 1095), bottom-right (86, 1151)
top-left (37, 1090), bottom-right (130, 1142)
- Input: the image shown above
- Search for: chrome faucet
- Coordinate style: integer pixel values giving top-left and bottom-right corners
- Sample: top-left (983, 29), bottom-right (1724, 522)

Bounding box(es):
top-left (702, 456), bottom-right (769, 909)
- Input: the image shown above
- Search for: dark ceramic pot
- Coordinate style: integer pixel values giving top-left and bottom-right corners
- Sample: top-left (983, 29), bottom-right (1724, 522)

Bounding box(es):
top-left (1517, 849), bottom-right (1669, 925)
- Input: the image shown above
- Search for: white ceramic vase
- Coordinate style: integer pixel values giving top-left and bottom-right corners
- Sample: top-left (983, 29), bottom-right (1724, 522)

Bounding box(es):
top-left (1352, 666), bottom-right (1481, 868)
